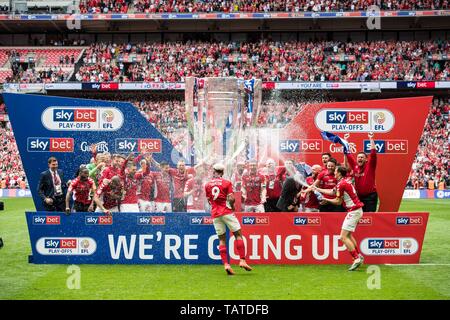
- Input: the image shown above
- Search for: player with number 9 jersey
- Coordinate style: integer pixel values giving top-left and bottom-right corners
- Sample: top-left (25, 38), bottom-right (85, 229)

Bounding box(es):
top-left (205, 177), bottom-right (234, 218)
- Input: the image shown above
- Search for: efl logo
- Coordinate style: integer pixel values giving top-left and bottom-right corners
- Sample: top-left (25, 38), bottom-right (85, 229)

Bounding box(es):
top-left (358, 216), bottom-right (373, 225)
top-left (27, 137), bottom-right (74, 152)
top-left (115, 138), bottom-right (162, 153)
top-left (137, 216), bottom-right (166, 225)
top-left (396, 217), bottom-right (423, 225)
top-left (44, 238), bottom-right (77, 249)
top-left (368, 239), bottom-right (400, 249)
top-left (33, 215), bottom-right (61, 225)
top-left (279, 140), bottom-right (322, 154)
top-left (85, 216), bottom-right (113, 225)
top-left (190, 217), bottom-right (214, 225)
top-left (53, 109), bottom-right (97, 122)
top-left (364, 140), bottom-right (408, 154)
top-left (326, 111), bottom-right (369, 124)
top-left (242, 217), bottom-right (269, 225)
top-left (293, 217), bottom-right (321, 226)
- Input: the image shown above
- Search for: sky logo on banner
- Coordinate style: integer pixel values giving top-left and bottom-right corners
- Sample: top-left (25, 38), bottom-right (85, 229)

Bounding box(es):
top-left (53, 109), bottom-right (97, 122)
top-left (293, 217), bottom-right (321, 226)
top-left (44, 238), bottom-right (77, 249)
top-left (368, 239), bottom-right (400, 249)
top-left (115, 138), bottom-right (162, 153)
top-left (190, 216), bottom-right (214, 225)
top-left (280, 140), bottom-right (322, 154)
top-left (137, 216), bottom-right (166, 225)
top-left (242, 217), bottom-right (269, 225)
top-left (42, 107), bottom-right (124, 131)
top-left (33, 215), bottom-right (61, 225)
top-left (364, 140), bottom-right (408, 154)
top-left (396, 217), bottom-right (423, 225)
top-left (85, 216), bottom-right (113, 225)
top-left (27, 137), bottom-right (74, 152)
top-left (326, 111), bottom-right (369, 124)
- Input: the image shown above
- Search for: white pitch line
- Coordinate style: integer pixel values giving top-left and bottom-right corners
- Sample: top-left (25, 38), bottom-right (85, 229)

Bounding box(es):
top-left (384, 263), bottom-right (450, 266)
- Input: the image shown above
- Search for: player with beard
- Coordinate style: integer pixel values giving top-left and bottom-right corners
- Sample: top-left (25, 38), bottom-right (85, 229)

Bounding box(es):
top-left (94, 176), bottom-right (124, 215)
top-left (205, 163), bottom-right (252, 275)
top-left (313, 158), bottom-right (344, 212)
top-left (321, 153), bottom-right (332, 172)
top-left (100, 154), bottom-right (126, 184)
top-left (264, 158), bottom-right (284, 212)
top-left (241, 160), bottom-right (267, 213)
top-left (65, 167), bottom-right (96, 214)
top-left (120, 154), bottom-right (151, 212)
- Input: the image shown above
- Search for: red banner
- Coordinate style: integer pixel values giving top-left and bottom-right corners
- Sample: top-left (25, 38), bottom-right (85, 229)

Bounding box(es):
top-left (229, 212), bottom-right (428, 264)
top-left (279, 96), bottom-right (432, 212)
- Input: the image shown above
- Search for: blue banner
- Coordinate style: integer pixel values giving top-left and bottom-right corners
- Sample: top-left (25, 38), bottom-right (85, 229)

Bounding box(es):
top-left (2, 93), bottom-right (186, 211)
top-left (26, 211), bottom-right (223, 264)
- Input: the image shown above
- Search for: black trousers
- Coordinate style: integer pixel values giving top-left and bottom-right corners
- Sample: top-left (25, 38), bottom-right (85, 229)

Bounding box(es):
top-left (319, 203), bottom-right (346, 212)
top-left (360, 192), bottom-right (378, 212)
top-left (264, 198), bottom-right (281, 212)
top-left (43, 195), bottom-right (65, 212)
top-left (173, 198), bottom-right (186, 212)
top-left (73, 201), bottom-right (91, 212)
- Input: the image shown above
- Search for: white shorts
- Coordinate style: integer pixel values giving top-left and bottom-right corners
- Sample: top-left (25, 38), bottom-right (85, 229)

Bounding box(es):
top-left (154, 202), bottom-right (172, 213)
top-left (213, 213), bottom-right (241, 236)
top-left (342, 208), bottom-right (363, 232)
top-left (95, 206), bottom-right (119, 213)
top-left (244, 204), bottom-right (265, 213)
top-left (120, 203), bottom-right (140, 213)
top-left (138, 199), bottom-right (155, 212)
top-left (305, 207), bottom-right (320, 213)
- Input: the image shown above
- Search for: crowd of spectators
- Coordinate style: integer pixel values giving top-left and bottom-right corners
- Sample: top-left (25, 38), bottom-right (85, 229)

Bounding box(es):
top-left (82, 0), bottom-right (449, 13)
top-left (72, 40), bottom-right (450, 83)
top-left (407, 98), bottom-right (450, 189)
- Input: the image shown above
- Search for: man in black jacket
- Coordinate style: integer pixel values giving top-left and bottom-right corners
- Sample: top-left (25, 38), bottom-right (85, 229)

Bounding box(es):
top-left (37, 156), bottom-right (67, 211)
top-left (276, 174), bottom-right (303, 212)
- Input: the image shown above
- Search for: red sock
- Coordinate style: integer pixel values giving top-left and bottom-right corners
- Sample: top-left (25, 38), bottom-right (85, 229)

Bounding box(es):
top-left (235, 239), bottom-right (246, 260)
top-left (349, 249), bottom-right (359, 259)
top-left (354, 244), bottom-right (360, 255)
top-left (219, 245), bottom-right (228, 265)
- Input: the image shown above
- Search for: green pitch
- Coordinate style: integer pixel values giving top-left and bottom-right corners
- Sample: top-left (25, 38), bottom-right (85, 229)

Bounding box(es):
top-left (0, 198), bottom-right (449, 300)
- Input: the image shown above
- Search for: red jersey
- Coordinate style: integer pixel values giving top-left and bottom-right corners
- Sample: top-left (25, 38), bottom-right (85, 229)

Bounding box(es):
top-left (242, 173), bottom-right (266, 205)
top-left (69, 177), bottom-right (94, 205)
top-left (265, 167), bottom-right (284, 199)
top-left (231, 169), bottom-right (246, 192)
top-left (302, 176), bottom-right (319, 209)
top-left (346, 149), bottom-right (377, 197)
top-left (96, 181), bottom-right (124, 210)
top-left (205, 177), bottom-right (234, 218)
top-left (316, 171), bottom-right (338, 199)
top-left (100, 165), bottom-right (125, 184)
top-left (169, 168), bottom-right (189, 198)
top-left (184, 177), bottom-right (206, 211)
top-left (336, 178), bottom-right (364, 212)
top-left (139, 172), bottom-right (154, 202)
top-left (122, 172), bottom-right (146, 204)
top-left (153, 171), bottom-right (172, 203)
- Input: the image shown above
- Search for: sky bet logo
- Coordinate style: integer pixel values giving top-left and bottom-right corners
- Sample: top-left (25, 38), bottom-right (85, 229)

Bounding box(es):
top-left (242, 217), bottom-right (269, 225)
top-left (33, 215), bottom-right (61, 225)
top-left (279, 139), bottom-right (322, 154)
top-left (53, 109), bottom-right (97, 122)
top-left (368, 239), bottom-right (400, 249)
top-left (326, 111), bottom-right (368, 124)
top-left (137, 216), bottom-right (165, 225)
top-left (396, 217), bottom-right (423, 225)
top-left (44, 238), bottom-right (77, 249)
top-left (190, 216), bottom-right (214, 225)
top-left (115, 138), bottom-right (162, 153)
top-left (85, 216), bottom-right (113, 225)
top-left (294, 216), bottom-right (321, 226)
top-left (27, 137), bottom-right (74, 152)
top-left (364, 140), bottom-right (408, 154)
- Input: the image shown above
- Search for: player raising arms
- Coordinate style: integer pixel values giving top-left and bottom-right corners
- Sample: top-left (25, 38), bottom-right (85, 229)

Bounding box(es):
top-left (312, 166), bottom-right (365, 271)
top-left (205, 163), bottom-right (253, 275)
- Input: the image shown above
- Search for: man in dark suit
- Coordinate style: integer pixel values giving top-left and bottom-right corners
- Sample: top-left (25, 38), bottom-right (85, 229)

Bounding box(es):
top-left (37, 156), bottom-right (67, 211)
top-left (276, 174), bottom-right (302, 212)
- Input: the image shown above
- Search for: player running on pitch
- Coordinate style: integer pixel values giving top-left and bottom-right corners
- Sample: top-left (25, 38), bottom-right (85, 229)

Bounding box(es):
top-left (205, 163), bottom-right (253, 275)
top-left (312, 165), bottom-right (365, 271)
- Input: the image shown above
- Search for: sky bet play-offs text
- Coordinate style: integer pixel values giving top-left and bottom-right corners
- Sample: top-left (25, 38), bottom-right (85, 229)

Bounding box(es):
top-left (314, 109), bottom-right (395, 132)
top-left (41, 106), bottom-right (124, 131)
